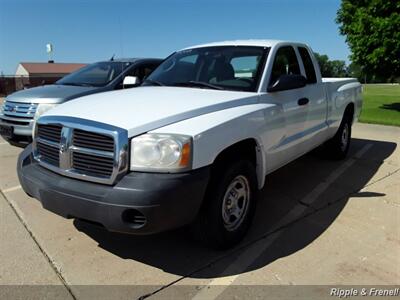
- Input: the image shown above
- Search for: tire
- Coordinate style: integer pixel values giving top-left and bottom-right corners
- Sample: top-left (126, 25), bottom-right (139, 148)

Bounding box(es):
top-left (324, 113), bottom-right (352, 160)
top-left (195, 160), bottom-right (258, 249)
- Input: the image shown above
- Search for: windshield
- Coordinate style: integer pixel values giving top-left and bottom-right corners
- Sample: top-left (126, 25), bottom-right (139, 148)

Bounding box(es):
top-left (143, 46), bottom-right (269, 92)
top-left (57, 62), bottom-right (130, 87)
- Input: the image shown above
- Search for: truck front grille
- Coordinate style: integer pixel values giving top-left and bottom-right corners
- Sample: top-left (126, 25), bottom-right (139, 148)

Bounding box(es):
top-left (72, 152), bottom-right (114, 177)
top-left (2, 101), bottom-right (37, 119)
top-left (37, 124), bottom-right (62, 143)
top-left (36, 141), bottom-right (60, 167)
top-left (73, 129), bottom-right (114, 152)
top-left (33, 117), bottom-right (128, 185)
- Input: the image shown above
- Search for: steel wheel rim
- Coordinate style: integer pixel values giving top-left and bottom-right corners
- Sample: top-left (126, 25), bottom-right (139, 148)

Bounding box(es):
top-left (341, 123), bottom-right (349, 151)
top-left (221, 175), bottom-right (250, 231)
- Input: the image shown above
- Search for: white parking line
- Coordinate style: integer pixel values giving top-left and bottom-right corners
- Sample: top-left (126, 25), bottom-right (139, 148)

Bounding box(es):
top-left (0, 142), bottom-right (8, 145)
top-left (192, 143), bottom-right (373, 300)
top-left (2, 185), bottom-right (22, 193)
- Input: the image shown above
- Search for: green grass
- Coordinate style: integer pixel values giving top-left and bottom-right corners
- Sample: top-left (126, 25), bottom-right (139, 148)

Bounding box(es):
top-left (359, 84), bottom-right (400, 126)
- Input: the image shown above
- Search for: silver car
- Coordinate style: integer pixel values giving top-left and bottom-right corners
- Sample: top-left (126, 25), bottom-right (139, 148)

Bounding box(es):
top-left (0, 58), bottom-right (162, 146)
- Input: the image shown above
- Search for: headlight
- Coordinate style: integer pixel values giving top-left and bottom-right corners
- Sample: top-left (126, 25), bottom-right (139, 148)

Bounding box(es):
top-left (34, 103), bottom-right (58, 120)
top-left (130, 133), bottom-right (192, 172)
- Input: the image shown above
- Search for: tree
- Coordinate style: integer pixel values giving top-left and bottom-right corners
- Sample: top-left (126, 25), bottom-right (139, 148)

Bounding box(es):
top-left (314, 53), bottom-right (332, 76)
top-left (330, 60), bottom-right (348, 77)
top-left (347, 62), bottom-right (364, 82)
top-left (336, 0), bottom-right (400, 81)
top-left (314, 52), bottom-right (348, 77)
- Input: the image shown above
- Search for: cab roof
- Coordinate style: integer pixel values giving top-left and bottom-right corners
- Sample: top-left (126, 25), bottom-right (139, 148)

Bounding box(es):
top-left (182, 39), bottom-right (307, 50)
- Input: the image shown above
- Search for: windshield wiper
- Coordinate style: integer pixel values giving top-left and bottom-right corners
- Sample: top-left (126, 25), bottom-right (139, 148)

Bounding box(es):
top-left (143, 79), bottom-right (165, 86)
top-left (60, 82), bottom-right (95, 87)
top-left (173, 81), bottom-right (224, 90)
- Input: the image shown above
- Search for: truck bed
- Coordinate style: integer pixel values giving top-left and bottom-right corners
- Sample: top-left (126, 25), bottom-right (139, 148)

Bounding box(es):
top-left (322, 77), bottom-right (363, 128)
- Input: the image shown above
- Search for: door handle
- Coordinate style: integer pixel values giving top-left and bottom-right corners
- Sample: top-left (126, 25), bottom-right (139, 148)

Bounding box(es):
top-left (298, 98), bottom-right (309, 106)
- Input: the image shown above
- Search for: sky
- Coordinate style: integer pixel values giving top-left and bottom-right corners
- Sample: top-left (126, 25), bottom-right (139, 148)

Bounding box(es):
top-left (0, 0), bottom-right (350, 75)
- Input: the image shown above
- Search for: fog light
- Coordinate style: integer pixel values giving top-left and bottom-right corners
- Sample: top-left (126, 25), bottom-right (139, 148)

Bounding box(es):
top-left (122, 209), bottom-right (146, 228)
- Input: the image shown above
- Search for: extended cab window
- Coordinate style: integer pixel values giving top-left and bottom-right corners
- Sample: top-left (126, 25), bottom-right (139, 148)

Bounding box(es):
top-left (298, 47), bottom-right (317, 84)
top-left (269, 46), bottom-right (301, 86)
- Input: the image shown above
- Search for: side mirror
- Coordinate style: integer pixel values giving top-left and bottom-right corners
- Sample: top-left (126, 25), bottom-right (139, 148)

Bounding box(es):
top-left (123, 76), bottom-right (140, 88)
top-left (267, 74), bottom-right (307, 93)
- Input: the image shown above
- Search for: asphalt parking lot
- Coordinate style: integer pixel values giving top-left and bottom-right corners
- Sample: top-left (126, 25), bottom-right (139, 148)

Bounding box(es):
top-left (0, 122), bottom-right (399, 299)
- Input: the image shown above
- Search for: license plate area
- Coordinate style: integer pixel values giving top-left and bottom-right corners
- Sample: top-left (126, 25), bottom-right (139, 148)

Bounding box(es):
top-left (0, 125), bottom-right (13, 138)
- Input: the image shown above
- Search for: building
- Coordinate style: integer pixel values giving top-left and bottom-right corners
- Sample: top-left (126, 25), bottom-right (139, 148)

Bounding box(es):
top-left (0, 61), bottom-right (86, 96)
top-left (14, 61), bottom-right (86, 90)
top-left (15, 62), bottom-right (86, 78)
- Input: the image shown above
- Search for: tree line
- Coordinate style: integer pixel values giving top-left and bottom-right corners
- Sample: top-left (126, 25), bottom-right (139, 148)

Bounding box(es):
top-left (313, 53), bottom-right (376, 83)
top-left (313, 53), bottom-right (348, 78)
top-left (336, 0), bottom-right (399, 83)
top-left (317, 1), bottom-right (399, 83)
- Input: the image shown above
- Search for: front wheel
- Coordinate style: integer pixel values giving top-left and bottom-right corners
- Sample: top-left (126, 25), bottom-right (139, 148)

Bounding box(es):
top-left (195, 160), bottom-right (258, 249)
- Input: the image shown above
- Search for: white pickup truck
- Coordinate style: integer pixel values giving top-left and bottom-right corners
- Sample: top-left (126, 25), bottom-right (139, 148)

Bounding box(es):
top-left (17, 40), bottom-right (362, 248)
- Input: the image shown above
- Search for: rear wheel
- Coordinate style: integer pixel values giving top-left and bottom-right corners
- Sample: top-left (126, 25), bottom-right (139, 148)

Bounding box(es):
top-left (324, 113), bottom-right (352, 159)
top-left (195, 160), bottom-right (257, 249)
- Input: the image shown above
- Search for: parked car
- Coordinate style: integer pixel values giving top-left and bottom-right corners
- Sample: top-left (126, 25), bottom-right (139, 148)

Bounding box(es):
top-left (17, 40), bottom-right (362, 248)
top-left (0, 58), bottom-right (162, 146)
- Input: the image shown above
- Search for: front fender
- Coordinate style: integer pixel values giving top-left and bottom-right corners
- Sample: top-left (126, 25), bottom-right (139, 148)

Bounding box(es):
top-left (150, 103), bottom-right (280, 189)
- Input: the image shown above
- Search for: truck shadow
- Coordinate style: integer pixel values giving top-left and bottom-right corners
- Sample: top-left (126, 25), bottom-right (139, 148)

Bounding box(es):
top-left (74, 137), bottom-right (396, 278)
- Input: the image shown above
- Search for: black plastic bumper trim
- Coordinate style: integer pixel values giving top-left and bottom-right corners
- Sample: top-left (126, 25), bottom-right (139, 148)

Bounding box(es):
top-left (17, 145), bottom-right (210, 234)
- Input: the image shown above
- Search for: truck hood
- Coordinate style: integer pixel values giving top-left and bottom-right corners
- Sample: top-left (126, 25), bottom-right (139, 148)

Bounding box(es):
top-left (5, 84), bottom-right (97, 104)
top-left (45, 86), bottom-right (259, 137)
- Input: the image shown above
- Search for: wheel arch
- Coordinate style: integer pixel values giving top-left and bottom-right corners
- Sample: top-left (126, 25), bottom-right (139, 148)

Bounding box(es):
top-left (344, 102), bottom-right (355, 124)
top-left (211, 137), bottom-right (266, 189)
